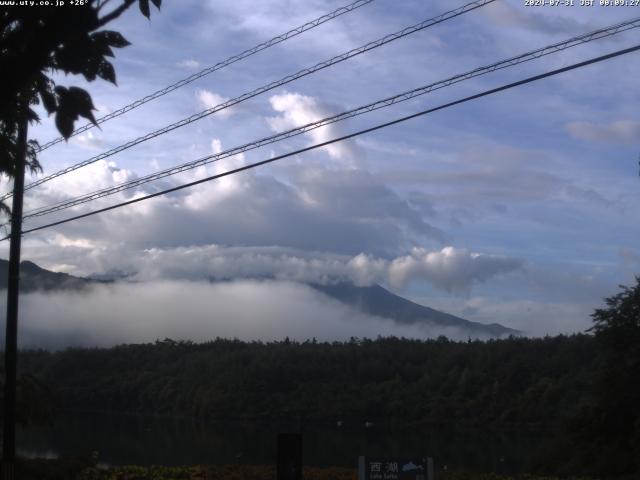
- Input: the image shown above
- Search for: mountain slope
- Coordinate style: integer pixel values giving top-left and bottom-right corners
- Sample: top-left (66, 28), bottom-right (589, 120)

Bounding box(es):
top-left (0, 259), bottom-right (93, 292)
top-left (0, 259), bottom-right (517, 338)
top-left (311, 282), bottom-right (518, 337)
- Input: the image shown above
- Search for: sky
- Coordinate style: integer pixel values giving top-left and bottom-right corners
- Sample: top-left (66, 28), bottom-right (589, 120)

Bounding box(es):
top-left (2, 0), bottom-right (640, 343)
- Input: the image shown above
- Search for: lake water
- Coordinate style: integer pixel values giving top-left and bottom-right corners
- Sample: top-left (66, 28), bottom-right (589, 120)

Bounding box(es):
top-left (17, 412), bottom-right (545, 473)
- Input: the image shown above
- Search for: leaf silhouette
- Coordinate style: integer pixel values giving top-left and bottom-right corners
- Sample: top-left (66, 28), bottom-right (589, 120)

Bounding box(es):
top-left (97, 60), bottom-right (116, 84)
top-left (139, 0), bottom-right (150, 19)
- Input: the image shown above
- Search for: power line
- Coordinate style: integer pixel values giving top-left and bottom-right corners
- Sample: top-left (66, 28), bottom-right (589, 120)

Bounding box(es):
top-left (8, 43), bottom-right (639, 241)
top-left (2, 0), bottom-right (495, 202)
top-left (35, 0), bottom-right (376, 152)
top-left (20, 16), bottom-right (640, 221)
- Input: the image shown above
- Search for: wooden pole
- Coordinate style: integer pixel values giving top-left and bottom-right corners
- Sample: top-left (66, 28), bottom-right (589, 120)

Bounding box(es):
top-left (2, 106), bottom-right (28, 480)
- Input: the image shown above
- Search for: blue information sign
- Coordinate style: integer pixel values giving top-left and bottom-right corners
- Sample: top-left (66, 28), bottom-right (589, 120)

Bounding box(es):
top-left (358, 457), bottom-right (433, 480)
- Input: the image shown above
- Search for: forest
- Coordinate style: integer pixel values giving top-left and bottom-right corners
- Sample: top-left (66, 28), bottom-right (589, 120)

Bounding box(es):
top-left (3, 277), bottom-right (639, 477)
top-left (5, 333), bottom-right (629, 477)
top-left (17, 335), bottom-right (595, 428)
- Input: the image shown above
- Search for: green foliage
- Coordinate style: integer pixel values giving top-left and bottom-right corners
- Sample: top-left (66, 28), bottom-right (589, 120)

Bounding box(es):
top-left (18, 335), bottom-right (595, 428)
top-left (0, 0), bottom-right (161, 211)
top-left (591, 276), bottom-right (640, 349)
top-left (18, 334), bottom-right (640, 476)
top-left (53, 86), bottom-right (98, 139)
top-left (572, 277), bottom-right (640, 476)
top-left (0, 372), bottom-right (55, 427)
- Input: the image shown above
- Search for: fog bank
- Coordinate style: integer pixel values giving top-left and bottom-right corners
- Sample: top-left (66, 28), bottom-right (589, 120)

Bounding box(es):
top-left (0, 280), bottom-right (471, 349)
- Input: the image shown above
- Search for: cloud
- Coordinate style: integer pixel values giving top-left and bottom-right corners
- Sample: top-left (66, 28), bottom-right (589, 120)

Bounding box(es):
top-left (565, 120), bottom-right (640, 144)
top-left (562, 184), bottom-right (614, 210)
top-left (292, 166), bottom-right (447, 243)
top-left (195, 89), bottom-right (236, 118)
top-left (4, 0), bottom-right (635, 350)
top-left (202, 0), bottom-right (358, 56)
top-left (51, 233), bottom-right (96, 250)
top-left (22, 160), bottom-right (136, 213)
top-left (267, 92), bottom-right (359, 162)
top-left (176, 59), bottom-right (201, 69)
top-left (22, 243), bottom-right (521, 297)
top-left (482, 2), bottom-right (590, 34)
top-left (71, 131), bottom-right (103, 150)
top-left (375, 140), bottom-right (624, 223)
top-left (428, 295), bottom-right (594, 337)
top-left (18, 147), bottom-right (444, 258)
top-left (388, 246), bottom-right (523, 293)
top-left (119, 245), bottom-right (393, 288)
top-left (618, 247), bottom-right (640, 266)
top-left (1, 280), bottom-right (464, 349)
top-left (130, 245), bottom-right (374, 285)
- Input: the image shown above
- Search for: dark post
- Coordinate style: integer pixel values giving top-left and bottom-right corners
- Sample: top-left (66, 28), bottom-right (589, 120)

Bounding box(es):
top-left (2, 107), bottom-right (28, 479)
top-left (277, 433), bottom-right (302, 480)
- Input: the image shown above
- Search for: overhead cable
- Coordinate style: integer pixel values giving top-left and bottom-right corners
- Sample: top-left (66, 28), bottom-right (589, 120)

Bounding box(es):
top-left (9, 43), bottom-right (639, 240)
top-left (3, 0), bottom-right (495, 201)
top-left (21, 16), bottom-right (640, 220)
top-left (36, 0), bottom-right (377, 152)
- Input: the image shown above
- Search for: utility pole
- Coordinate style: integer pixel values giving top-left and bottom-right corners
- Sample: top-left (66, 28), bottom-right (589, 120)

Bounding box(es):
top-left (2, 104), bottom-right (28, 480)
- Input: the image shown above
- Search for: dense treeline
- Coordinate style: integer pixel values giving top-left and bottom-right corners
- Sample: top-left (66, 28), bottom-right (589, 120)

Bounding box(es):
top-left (6, 277), bottom-right (640, 477)
top-left (17, 335), bottom-right (595, 428)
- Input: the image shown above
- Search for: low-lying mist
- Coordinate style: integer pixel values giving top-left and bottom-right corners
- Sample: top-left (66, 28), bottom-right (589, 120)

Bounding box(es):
top-left (0, 280), bottom-right (469, 349)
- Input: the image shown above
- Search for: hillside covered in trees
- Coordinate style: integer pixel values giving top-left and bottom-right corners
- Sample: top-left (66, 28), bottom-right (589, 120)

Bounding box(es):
top-left (18, 335), bottom-right (594, 427)
top-left (4, 330), bottom-right (638, 477)
top-left (4, 277), bottom-right (638, 477)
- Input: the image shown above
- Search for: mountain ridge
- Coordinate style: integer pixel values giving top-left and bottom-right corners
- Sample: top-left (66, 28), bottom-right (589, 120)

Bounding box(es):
top-left (311, 282), bottom-right (518, 337)
top-left (0, 259), bottom-right (94, 292)
top-left (0, 258), bottom-right (517, 338)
